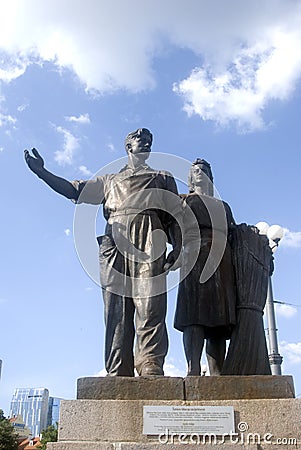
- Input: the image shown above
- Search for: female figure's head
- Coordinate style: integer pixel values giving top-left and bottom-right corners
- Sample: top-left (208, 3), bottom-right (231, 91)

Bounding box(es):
top-left (188, 158), bottom-right (214, 196)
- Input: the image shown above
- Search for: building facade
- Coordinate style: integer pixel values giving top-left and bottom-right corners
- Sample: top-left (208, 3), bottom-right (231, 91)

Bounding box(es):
top-left (10, 387), bottom-right (49, 437)
top-left (47, 396), bottom-right (61, 427)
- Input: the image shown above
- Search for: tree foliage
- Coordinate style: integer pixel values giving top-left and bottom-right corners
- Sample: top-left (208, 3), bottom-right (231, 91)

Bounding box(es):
top-left (38, 424), bottom-right (58, 450)
top-left (0, 409), bottom-right (18, 450)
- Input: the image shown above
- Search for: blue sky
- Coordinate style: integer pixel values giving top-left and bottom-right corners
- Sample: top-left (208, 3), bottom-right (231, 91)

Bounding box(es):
top-left (1, 0), bottom-right (301, 416)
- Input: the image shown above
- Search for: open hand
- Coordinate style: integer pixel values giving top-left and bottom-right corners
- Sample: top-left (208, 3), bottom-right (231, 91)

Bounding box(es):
top-left (24, 148), bottom-right (44, 174)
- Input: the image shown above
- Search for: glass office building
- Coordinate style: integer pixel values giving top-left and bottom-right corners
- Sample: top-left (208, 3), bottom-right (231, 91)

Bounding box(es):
top-left (47, 396), bottom-right (61, 427)
top-left (10, 387), bottom-right (49, 437)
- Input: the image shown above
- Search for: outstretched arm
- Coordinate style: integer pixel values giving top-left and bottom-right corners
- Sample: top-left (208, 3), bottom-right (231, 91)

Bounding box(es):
top-left (24, 148), bottom-right (79, 201)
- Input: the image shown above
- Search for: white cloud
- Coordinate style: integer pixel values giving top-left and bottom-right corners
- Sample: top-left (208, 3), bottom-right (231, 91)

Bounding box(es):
top-left (0, 53), bottom-right (31, 82)
top-left (54, 126), bottom-right (80, 166)
top-left (106, 143), bottom-right (116, 153)
top-left (174, 29), bottom-right (301, 131)
top-left (78, 165), bottom-right (92, 177)
top-left (0, 0), bottom-right (159, 92)
top-left (280, 341), bottom-right (301, 365)
top-left (281, 228), bottom-right (301, 248)
top-left (1, 1), bottom-right (301, 128)
top-left (64, 228), bottom-right (71, 237)
top-left (65, 113), bottom-right (91, 125)
top-left (95, 368), bottom-right (107, 377)
top-left (164, 360), bottom-right (185, 377)
top-left (0, 112), bottom-right (16, 127)
top-left (275, 303), bottom-right (298, 319)
top-left (17, 103), bottom-right (29, 112)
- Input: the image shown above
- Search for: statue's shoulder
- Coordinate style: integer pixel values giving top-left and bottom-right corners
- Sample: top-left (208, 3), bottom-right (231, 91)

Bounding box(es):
top-left (90, 173), bottom-right (113, 184)
top-left (221, 199), bottom-right (232, 212)
top-left (156, 169), bottom-right (175, 179)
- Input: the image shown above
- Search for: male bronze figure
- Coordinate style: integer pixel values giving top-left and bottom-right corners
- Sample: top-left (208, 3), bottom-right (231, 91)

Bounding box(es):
top-left (25, 128), bottom-right (181, 376)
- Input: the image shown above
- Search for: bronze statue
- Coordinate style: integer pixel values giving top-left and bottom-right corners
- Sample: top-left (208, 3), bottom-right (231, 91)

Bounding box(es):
top-left (25, 128), bottom-right (182, 377)
top-left (174, 159), bottom-right (236, 376)
top-left (222, 223), bottom-right (272, 375)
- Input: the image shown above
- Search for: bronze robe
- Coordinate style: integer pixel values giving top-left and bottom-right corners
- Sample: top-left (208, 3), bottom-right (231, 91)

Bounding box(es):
top-left (174, 193), bottom-right (236, 338)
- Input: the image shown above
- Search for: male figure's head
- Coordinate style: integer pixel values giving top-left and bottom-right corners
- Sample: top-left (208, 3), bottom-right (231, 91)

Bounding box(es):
top-left (125, 128), bottom-right (153, 164)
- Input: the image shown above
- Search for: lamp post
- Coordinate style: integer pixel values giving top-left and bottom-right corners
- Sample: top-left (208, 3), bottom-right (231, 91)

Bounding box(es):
top-left (256, 222), bottom-right (284, 375)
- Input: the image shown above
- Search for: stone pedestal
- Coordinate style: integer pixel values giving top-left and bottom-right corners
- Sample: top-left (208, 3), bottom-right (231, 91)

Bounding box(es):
top-left (48, 376), bottom-right (301, 449)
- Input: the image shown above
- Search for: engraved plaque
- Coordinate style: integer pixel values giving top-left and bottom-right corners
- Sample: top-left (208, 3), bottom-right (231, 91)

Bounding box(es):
top-left (143, 405), bottom-right (235, 435)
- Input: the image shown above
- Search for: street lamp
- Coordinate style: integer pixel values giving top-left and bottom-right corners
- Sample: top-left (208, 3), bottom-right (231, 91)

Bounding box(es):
top-left (256, 221), bottom-right (284, 375)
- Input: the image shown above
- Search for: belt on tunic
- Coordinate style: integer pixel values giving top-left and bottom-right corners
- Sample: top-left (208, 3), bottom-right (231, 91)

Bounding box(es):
top-left (108, 208), bottom-right (159, 218)
top-left (237, 304), bottom-right (263, 314)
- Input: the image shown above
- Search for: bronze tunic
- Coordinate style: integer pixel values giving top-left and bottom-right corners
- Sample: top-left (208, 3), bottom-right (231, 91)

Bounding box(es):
top-left (174, 193), bottom-right (236, 338)
top-left (73, 164), bottom-right (181, 375)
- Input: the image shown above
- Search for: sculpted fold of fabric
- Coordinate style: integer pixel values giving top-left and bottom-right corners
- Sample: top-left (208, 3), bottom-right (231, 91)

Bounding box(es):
top-left (222, 223), bottom-right (272, 375)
